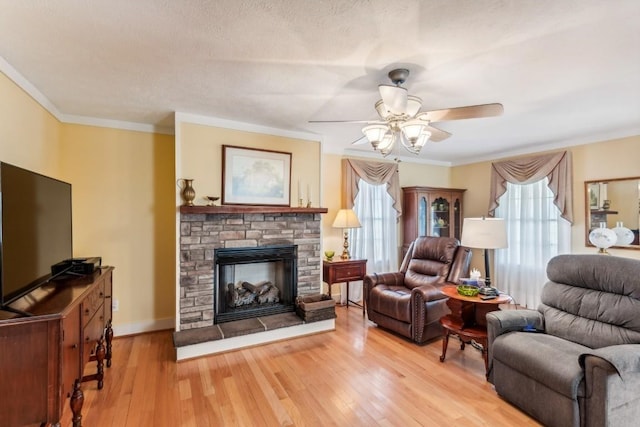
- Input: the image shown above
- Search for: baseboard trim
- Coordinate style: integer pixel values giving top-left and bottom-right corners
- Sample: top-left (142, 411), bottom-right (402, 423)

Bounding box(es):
top-left (112, 317), bottom-right (175, 337)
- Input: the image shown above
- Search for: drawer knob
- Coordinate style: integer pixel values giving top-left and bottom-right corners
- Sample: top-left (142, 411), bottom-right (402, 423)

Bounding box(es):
top-left (72, 344), bottom-right (78, 349)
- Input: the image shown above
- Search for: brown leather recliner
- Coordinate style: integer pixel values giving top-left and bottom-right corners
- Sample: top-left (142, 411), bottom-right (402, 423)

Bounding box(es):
top-left (364, 236), bottom-right (471, 344)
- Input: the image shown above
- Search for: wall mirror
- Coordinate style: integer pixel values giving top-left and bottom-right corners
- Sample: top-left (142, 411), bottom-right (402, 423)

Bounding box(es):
top-left (585, 177), bottom-right (640, 249)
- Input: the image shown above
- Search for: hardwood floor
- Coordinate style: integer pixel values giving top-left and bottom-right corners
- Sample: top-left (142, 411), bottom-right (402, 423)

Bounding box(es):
top-left (61, 306), bottom-right (540, 427)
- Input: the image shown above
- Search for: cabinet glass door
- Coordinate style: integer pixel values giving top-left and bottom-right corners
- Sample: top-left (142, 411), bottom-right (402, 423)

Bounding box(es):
top-left (431, 197), bottom-right (450, 237)
top-left (453, 197), bottom-right (461, 239)
top-left (418, 196), bottom-right (427, 236)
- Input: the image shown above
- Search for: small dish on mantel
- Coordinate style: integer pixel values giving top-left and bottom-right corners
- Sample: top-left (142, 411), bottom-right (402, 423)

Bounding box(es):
top-left (204, 196), bottom-right (220, 206)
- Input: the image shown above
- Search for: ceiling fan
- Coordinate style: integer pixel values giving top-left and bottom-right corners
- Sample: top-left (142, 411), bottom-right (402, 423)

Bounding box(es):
top-left (310, 68), bottom-right (504, 156)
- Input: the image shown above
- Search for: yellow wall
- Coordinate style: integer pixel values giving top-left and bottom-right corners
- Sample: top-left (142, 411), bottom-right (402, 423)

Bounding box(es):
top-left (60, 124), bottom-right (176, 327)
top-left (451, 135), bottom-right (640, 265)
top-left (178, 122), bottom-right (320, 207)
top-left (0, 72), bottom-right (61, 177)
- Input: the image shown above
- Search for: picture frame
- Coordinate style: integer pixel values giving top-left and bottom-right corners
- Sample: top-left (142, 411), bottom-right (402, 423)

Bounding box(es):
top-left (222, 145), bottom-right (292, 206)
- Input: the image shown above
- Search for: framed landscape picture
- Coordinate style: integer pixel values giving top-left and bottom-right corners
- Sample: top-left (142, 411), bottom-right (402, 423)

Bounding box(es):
top-left (222, 145), bottom-right (292, 206)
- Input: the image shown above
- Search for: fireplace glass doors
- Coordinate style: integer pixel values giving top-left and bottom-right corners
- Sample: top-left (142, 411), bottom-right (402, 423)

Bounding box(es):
top-left (214, 245), bottom-right (297, 323)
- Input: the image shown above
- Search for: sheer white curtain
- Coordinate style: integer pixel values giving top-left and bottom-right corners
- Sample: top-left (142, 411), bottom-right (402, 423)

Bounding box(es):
top-left (341, 180), bottom-right (398, 304)
top-left (494, 178), bottom-right (571, 308)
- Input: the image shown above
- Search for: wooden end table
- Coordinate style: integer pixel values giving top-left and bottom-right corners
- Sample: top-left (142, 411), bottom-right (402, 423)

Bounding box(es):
top-left (322, 259), bottom-right (367, 315)
top-left (438, 285), bottom-right (511, 379)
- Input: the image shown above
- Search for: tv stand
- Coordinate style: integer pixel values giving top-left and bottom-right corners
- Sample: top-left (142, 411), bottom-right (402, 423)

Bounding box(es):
top-left (0, 304), bottom-right (33, 317)
top-left (0, 267), bottom-right (114, 427)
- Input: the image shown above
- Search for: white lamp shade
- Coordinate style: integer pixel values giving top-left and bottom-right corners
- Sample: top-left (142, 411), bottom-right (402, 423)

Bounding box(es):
top-left (461, 217), bottom-right (508, 249)
top-left (362, 124), bottom-right (389, 147)
top-left (332, 209), bottom-right (361, 229)
top-left (399, 119), bottom-right (426, 140)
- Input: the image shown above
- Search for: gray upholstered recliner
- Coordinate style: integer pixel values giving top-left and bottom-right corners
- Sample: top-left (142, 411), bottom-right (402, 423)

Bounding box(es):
top-left (487, 254), bottom-right (640, 427)
top-left (364, 236), bottom-right (471, 344)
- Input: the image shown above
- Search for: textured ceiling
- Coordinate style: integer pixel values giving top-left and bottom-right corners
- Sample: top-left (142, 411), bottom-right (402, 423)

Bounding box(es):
top-left (1, 0), bottom-right (639, 164)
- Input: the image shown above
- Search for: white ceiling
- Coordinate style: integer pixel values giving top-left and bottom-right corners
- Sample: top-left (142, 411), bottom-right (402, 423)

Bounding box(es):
top-left (1, 0), bottom-right (639, 165)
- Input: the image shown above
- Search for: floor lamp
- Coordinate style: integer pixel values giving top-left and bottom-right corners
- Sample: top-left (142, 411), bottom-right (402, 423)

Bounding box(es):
top-left (332, 209), bottom-right (361, 260)
top-left (460, 217), bottom-right (508, 288)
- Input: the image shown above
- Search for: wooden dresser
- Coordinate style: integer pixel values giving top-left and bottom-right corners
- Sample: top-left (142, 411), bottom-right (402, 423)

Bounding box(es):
top-left (0, 267), bottom-right (114, 427)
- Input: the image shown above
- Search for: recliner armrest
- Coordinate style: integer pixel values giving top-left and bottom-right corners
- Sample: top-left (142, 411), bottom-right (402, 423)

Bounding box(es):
top-left (486, 309), bottom-right (544, 383)
top-left (486, 309), bottom-right (544, 336)
top-left (579, 344), bottom-right (640, 379)
top-left (580, 345), bottom-right (640, 427)
top-left (411, 282), bottom-right (448, 302)
top-left (364, 272), bottom-right (405, 289)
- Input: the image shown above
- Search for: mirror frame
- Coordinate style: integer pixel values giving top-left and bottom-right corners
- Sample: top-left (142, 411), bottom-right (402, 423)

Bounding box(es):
top-left (584, 176), bottom-right (640, 250)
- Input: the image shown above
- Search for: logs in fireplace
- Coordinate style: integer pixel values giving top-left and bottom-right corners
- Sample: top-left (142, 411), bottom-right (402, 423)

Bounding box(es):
top-left (214, 245), bottom-right (297, 323)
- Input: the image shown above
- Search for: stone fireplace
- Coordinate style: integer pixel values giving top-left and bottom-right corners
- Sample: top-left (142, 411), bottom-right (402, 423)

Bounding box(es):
top-left (214, 245), bottom-right (297, 323)
top-left (178, 206), bottom-right (327, 332)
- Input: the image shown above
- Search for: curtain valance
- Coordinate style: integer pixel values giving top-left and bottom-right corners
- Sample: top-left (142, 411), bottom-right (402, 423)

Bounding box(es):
top-left (342, 159), bottom-right (402, 219)
top-left (488, 151), bottom-right (573, 223)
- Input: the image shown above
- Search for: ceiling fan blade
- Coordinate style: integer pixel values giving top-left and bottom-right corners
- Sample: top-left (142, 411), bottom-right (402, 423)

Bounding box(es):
top-left (417, 103), bottom-right (504, 122)
top-left (378, 85), bottom-right (408, 115)
top-left (351, 135), bottom-right (369, 145)
top-left (425, 125), bottom-right (451, 142)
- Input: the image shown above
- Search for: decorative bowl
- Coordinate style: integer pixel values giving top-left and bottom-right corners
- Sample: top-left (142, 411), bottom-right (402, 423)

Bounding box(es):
top-left (324, 250), bottom-right (335, 261)
top-left (204, 196), bottom-right (220, 206)
top-left (457, 285), bottom-right (479, 297)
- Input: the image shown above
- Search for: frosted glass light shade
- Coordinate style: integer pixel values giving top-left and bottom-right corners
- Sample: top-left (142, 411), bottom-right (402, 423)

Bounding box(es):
top-left (362, 124), bottom-right (389, 149)
top-left (589, 225), bottom-right (617, 254)
top-left (399, 119), bottom-right (426, 140)
top-left (612, 221), bottom-right (634, 246)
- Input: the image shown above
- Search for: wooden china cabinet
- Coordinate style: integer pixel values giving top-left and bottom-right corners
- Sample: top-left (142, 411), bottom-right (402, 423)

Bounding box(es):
top-left (402, 186), bottom-right (466, 254)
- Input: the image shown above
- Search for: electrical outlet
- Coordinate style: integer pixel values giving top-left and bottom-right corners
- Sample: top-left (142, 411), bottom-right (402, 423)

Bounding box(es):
top-left (112, 299), bottom-right (119, 312)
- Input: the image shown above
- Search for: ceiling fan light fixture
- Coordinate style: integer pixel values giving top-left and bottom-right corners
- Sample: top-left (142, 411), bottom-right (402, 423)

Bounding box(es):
top-left (399, 119), bottom-right (426, 141)
top-left (406, 95), bottom-right (422, 117)
top-left (375, 99), bottom-right (391, 119)
top-left (362, 124), bottom-right (390, 149)
top-left (378, 133), bottom-right (394, 152)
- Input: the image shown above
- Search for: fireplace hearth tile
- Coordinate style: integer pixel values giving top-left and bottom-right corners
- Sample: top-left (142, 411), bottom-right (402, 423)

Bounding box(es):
top-left (174, 312), bottom-right (311, 348)
top-left (173, 325), bottom-right (223, 347)
top-left (218, 317), bottom-right (265, 338)
top-left (259, 312), bottom-right (303, 330)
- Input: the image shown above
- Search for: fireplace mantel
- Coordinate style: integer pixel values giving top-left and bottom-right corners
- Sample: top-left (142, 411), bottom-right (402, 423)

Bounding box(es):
top-left (180, 205), bottom-right (328, 215)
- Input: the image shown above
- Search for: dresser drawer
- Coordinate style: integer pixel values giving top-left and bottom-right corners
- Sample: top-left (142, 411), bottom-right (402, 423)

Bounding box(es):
top-left (82, 279), bottom-right (105, 326)
top-left (82, 309), bottom-right (105, 361)
top-left (324, 260), bottom-right (367, 284)
top-left (333, 264), bottom-right (365, 281)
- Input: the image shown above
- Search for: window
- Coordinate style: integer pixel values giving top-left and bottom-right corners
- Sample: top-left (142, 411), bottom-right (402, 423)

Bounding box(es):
top-left (494, 178), bottom-right (571, 308)
top-left (342, 180), bottom-right (398, 304)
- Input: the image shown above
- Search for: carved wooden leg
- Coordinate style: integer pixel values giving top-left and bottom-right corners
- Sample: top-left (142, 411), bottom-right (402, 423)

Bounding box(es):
top-left (70, 379), bottom-right (84, 427)
top-left (440, 329), bottom-right (450, 362)
top-left (105, 320), bottom-right (114, 368)
top-left (95, 337), bottom-right (106, 390)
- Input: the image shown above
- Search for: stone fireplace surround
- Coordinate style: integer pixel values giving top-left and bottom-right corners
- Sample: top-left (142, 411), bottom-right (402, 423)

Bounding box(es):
top-left (175, 205), bottom-right (333, 360)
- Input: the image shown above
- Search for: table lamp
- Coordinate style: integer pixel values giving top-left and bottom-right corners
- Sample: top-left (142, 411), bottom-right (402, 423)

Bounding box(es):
top-left (332, 209), bottom-right (361, 260)
top-left (460, 217), bottom-right (508, 288)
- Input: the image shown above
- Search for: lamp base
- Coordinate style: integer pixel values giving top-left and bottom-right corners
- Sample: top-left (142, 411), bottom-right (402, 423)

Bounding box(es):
top-left (341, 231), bottom-right (351, 260)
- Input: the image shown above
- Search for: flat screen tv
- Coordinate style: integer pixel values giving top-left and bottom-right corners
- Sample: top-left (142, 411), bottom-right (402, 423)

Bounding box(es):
top-left (0, 162), bottom-right (72, 308)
